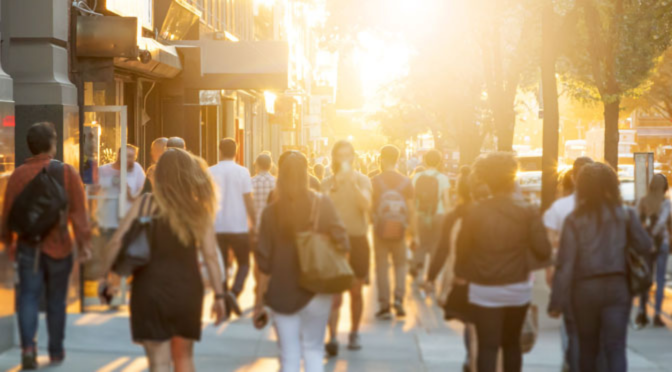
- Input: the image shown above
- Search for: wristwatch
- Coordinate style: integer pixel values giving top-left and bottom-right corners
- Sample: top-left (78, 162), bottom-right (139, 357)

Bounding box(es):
top-left (214, 293), bottom-right (226, 300)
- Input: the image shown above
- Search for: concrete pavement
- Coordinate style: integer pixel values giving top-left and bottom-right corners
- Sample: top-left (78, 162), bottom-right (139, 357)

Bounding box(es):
top-left (0, 272), bottom-right (671, 371)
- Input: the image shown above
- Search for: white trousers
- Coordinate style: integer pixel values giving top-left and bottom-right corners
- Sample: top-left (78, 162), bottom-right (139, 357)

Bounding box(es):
top-left (272, 294), bottom-right (332, 372)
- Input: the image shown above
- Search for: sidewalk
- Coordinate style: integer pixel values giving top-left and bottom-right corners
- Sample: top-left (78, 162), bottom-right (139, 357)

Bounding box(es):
top-left (0, 272), bottom-right (671, 371)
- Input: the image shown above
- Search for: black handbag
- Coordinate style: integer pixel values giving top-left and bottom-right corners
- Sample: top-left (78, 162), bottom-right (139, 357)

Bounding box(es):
top-left (443, 282), bottom-right (470, 322)
top-left (112, 194), bottom-right (154, 276)
top-left (624, 207), bottom-right (653, 295)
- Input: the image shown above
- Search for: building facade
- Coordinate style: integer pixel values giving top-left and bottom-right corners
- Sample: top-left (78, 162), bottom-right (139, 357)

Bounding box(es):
top-left (0, 0), bottom-right (335, 352)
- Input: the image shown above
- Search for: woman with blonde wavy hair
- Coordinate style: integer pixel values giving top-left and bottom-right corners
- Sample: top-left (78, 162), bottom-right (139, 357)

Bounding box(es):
top-left (104, 148), bottom-right (227, 372)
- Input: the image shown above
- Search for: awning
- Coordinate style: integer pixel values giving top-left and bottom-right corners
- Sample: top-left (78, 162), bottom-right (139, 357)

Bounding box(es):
top-left (173, 41), bottom-right (289, 90)
top-left (636, 127), bottom-right (672, 138)
top-left (114, 37), bottom-right (182, 79)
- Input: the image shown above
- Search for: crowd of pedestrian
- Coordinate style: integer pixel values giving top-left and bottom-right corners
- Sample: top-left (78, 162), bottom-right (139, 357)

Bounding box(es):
top-left (0, 120), bottom-right (668, 372)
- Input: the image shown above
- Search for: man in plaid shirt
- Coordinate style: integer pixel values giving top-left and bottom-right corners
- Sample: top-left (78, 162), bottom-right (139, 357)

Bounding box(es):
top-left (251, 153), bottom-right (276, 232)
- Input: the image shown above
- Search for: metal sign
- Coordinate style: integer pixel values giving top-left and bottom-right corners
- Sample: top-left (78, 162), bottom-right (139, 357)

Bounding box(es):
top-left (634, 152), bottom-right (654, 203)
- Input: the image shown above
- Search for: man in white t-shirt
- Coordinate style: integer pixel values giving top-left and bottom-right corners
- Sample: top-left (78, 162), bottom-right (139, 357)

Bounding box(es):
top-left (210, 138), bottom-right (256, 297)
top-left (97, 145), bottom-right (146, 231)
top-left (544, 156), bottom-right (593, 372)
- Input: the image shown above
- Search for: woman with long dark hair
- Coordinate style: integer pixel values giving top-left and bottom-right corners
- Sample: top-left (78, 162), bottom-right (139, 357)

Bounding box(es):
top-left (455, 152), bottom-right (552, 372)
top-left (254, 151), bottom-right (349, 372)
top-left (635, 173), bottom-right (671, 328)
top-left (549, 163), bottom-right (652, 372)
top-left (104, 149), bottom-right (227, 372)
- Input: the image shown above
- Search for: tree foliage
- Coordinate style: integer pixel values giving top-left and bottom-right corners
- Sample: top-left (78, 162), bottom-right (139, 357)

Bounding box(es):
top-left (561, 0), bottom-right (672, 166)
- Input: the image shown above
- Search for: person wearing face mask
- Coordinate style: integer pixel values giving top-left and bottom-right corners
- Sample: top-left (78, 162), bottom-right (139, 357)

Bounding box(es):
top-left (320, 140), bottom-right (372, 356)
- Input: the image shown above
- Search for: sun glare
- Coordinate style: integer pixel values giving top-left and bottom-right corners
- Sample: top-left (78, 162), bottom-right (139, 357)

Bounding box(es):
top-left (355, 31), bottom-right (412, 106)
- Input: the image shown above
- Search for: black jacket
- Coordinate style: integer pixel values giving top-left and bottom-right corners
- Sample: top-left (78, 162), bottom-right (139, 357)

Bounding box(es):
top-left (549, 206), bottom-right (652, 313)
top-left (455, 194), bottom-right (552, 286)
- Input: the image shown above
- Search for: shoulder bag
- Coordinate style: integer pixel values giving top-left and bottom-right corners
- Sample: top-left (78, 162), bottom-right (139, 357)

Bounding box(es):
top-left (296, 194), bottom-right (354, 294)
top-left (112, 194), bottom-right (154, 276)
top-left (624, 206), bottom-right (653, 295)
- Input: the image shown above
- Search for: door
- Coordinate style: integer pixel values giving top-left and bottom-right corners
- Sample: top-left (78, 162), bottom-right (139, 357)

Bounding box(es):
top-left (81, 106), bottom-right (128, 311)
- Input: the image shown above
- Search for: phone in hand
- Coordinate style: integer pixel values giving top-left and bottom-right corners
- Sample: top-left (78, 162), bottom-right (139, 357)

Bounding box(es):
top-left (253, 310), bottom-right (269, 330)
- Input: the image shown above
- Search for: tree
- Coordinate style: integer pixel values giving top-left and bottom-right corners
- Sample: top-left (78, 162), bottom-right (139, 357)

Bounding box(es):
top-left (540, 0), bottom-right (579, 209)
top-left (468, 0), bottom-right (542, 152)
top-left (369, 1), bottom-right (489, 165)
top-left (641, 47), bottom-right (672, 120)
top-left (562, 0), bottom-right (672, 167)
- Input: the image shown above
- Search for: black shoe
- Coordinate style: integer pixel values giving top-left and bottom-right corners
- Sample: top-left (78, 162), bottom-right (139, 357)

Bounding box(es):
top-left (394, 302), bottom-right (406, 318)
top-left (635, 312), bottom-right (649, 328)
top-left (375, 307), bottom-right (392, 320)
top-left (325, 340), bottom-right (339, 357)
top-left (21, 350), bottom-right (37, 370)
top-left (50, 351), bottom-right (65, 365)
top-left (653, 314), bottom-right (665, 327)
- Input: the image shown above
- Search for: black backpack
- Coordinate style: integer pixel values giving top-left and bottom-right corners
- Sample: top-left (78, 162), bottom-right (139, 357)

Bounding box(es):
top-left (8, 160), bottom-right (68, 243)
top-left (415, 173), bottom-right (440, 216)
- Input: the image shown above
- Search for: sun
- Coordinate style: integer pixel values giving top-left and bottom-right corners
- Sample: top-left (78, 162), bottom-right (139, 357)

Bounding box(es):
top-left (355, 31), bottom-right (412, 107)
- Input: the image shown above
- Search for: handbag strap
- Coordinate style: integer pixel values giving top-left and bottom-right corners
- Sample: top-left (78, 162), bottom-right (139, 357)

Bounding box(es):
top-left (310, 193), bottom-right (322, 232)
top-left (138, 193), bottom-right (154, 219)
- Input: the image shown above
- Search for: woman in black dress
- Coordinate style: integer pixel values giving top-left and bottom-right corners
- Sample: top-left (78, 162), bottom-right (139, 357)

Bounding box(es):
top-left (105, 148), bottom-right (226, 372)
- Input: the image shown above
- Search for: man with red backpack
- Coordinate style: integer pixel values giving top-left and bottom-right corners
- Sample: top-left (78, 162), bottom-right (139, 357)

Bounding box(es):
top-left (1, 122), bottom-right (91, 370)
top-left (371, 145), bottom-right (417, 319)
top-left (410, 149), bottom-right (450, 278)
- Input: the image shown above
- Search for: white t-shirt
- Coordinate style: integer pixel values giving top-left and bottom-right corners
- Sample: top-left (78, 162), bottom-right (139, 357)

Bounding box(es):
top-left (412, 169), bottom-right (451, 214)
top-left (469, 280), bottom-right (533, 308)
top-left (543, 194), bottom-right (576, 232)
top-left (210, 160), bottom-right (253, 234)
top-left (97, 162), bottom-right (146, 229)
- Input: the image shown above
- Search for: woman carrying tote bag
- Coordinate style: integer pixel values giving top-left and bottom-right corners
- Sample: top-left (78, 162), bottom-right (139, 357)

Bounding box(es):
top-left (253, 151), bottom-right (350, 372)
top-left (102, 149), bottom-right (227, 372)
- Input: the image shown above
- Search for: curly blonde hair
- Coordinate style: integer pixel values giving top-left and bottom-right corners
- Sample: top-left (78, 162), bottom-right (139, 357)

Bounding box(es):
top-left (153, 149), bottom-right (217, 246)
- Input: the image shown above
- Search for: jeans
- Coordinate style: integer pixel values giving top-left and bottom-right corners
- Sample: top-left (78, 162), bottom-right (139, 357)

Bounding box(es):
top-left (216, 233), bottom-right (250, 296)
top-left (561, 310), bottom-right (580, 372)
top-left (639, 242), bottom-right (669, 315)
top-left (17, 243), bottom-right (73, 356)
top-left (471, 303), bottom-right (529, 372)
top-left (573, 275), bottom-right (630, 372)
top-left (272, 294), bottom-right (332, 372)
top-left (373, 236), bottom-right (407, 308)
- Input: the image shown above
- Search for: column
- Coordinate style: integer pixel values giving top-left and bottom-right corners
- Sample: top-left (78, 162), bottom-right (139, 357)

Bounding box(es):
top-left (0, 0), bottom-right (15, 354)
top-left (4, 0), bottom-right (77, 165)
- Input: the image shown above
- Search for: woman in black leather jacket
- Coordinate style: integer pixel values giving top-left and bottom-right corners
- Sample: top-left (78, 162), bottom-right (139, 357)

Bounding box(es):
top-left (549, 163), bottom-right (652, 372)
top-left (455, 152), bottom-right (552, 372)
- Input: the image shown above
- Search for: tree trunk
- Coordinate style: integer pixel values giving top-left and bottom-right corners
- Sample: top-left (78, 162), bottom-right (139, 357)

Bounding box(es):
top-left (603, 98), bottom-right (620, 168)
top-left (494, 105), bottom-right (515, 152)
top-left (541, 1), bottom-right (560, 211)
top-left (459, 119), bottom-right (482, 166)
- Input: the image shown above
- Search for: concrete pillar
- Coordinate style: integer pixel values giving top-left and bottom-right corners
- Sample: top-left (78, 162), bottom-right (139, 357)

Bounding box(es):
top-left (0, 0), bottom-right (16, 354)
top-left (4, 0), bottom-right (77, 165)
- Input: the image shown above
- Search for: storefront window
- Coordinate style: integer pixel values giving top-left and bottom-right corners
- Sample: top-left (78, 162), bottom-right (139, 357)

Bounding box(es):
top-left (81, 105), bottom-right (129, 311)
top-left (63, 105), bottom-right (80, 170)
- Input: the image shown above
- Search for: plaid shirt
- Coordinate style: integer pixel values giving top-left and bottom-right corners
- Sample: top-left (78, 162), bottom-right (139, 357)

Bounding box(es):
top-left (251, 171), bottom-right (276, 231)
top-left (1, 154), bottom-right (91, 259)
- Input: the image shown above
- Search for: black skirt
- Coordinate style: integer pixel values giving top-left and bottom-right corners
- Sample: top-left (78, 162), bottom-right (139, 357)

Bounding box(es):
top-left (130, 218), bottom-right (204, 342)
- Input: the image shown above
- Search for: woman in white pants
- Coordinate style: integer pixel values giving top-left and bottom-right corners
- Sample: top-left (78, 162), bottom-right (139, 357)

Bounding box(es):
top-left (254, 151), bottom-right (349, 372)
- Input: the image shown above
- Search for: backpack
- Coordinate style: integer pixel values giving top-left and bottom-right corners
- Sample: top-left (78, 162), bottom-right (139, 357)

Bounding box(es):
top-left (374, 177), bottom-right (409, 240)
top-left (415, 172), bottom-right (440, 217)
top-left (8, 160), bottom-right (68, 243)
